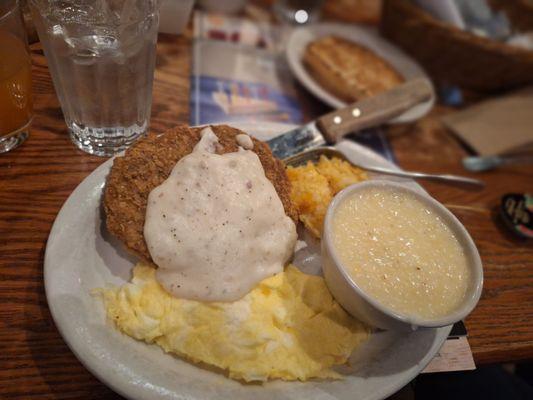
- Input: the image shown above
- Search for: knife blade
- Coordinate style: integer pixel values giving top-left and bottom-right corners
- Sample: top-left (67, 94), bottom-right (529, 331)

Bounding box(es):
top-left (267, 78), bottom-right (433, 159)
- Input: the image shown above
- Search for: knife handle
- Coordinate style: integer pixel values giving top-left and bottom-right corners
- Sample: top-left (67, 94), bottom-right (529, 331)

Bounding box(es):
top-left (316, 78), bottom-right (433, 143)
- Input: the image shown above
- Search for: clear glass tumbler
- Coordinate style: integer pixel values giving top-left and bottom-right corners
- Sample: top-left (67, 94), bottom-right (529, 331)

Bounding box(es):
top-left (30, 0), bottom-right (160, 156)
top-left (0, 0), bottom-right (33, 153)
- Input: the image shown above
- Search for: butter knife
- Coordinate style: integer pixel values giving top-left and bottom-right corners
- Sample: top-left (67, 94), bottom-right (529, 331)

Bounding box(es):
top-left (267, 78), bottom-right (433, 159)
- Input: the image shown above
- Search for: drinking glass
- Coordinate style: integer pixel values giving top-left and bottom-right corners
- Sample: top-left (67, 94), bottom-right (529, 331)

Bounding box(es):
top-left (0, 0), bottom-right (33, 153)
top-left (30, 0), bottom-right (160, 156)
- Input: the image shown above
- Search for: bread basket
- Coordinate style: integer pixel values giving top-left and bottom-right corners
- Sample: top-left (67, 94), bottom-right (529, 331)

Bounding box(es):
top-left (380, 0), bottom-right (533, 92)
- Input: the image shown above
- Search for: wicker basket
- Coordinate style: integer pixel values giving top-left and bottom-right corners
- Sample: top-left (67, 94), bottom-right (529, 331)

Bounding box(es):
top-left (322, 0), bottom-right (382, 24)
top-left (489, 0), bottom-right (533, 32)
top-left (380, 0), bottom-right (533, 92)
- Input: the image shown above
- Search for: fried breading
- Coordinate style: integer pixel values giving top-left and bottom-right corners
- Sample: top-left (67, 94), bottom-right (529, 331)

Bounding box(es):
top-left (104, 124), bottom-right (298, 263)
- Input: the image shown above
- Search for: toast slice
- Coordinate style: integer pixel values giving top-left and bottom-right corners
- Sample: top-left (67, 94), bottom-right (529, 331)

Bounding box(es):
top-left (303, 35), bottom-right (404, 102)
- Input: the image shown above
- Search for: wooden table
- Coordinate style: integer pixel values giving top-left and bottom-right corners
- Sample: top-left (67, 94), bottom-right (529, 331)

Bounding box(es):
top-left (1, 33), bottom-right (532, 399)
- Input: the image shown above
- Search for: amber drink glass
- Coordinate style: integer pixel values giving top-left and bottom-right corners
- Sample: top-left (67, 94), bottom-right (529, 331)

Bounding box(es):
top-left (0, 0), bottom-right (33, 153)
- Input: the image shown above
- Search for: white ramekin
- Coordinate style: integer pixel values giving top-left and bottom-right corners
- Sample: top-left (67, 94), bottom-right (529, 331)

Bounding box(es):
top-left (322, 180), bottom-right (483, 331)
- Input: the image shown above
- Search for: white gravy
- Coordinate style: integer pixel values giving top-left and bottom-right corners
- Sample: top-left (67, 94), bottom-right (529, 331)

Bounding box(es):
top-left (144, 128), bottom-right (297, 302)
top-left (236, 133), bottom-right (254, 150)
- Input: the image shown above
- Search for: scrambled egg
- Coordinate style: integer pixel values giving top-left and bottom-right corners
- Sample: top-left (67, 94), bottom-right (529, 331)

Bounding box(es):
top-left (287, 156), bottom-right (367, 237)
top-left (98, 263), bottom-right (368, 382)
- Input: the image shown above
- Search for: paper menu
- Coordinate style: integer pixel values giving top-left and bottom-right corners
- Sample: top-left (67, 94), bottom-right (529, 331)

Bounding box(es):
top-left (190, 38), bottom-right (302, 125)
top-left (193, 12), bottom-right (281, 51)
top-left (422, 321), bottom-right (476, 373)
top-left (423, 337), bottom-right (476, 373)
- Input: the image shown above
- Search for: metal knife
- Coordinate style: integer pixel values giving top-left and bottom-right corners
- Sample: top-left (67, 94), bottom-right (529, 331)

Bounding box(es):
top-left (267, 78), bottom-right (433, 159)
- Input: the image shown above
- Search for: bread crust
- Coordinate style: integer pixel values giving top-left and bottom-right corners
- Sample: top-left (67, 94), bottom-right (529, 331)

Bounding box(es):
top-left (304, 35), bottom-right (404, 102)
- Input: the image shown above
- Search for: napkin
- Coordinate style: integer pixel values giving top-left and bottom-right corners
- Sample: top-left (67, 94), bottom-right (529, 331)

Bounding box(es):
top-left (441, 87), bottom-right (533, 156)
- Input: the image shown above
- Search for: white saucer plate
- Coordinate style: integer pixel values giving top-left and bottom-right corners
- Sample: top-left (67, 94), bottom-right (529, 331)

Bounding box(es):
top-left (286, 23), bottom-right (435, 123)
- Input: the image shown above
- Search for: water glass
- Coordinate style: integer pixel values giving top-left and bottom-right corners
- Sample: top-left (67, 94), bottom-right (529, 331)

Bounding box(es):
top-left (0, 0), bottom-right (33, 153)
top-left (30, 0), bottom-right (160, 156)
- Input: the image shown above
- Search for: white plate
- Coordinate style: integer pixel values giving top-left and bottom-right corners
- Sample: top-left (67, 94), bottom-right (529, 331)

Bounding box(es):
top-left (286, 23), bottom-right (435, 123)
top-left (44, 122), bottom-right (451, 400)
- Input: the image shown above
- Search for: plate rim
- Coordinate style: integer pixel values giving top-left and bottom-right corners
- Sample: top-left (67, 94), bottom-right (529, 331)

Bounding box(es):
top-left (44, 122), bottom-right (451, 400)
top-left (285, 22), bottom-right (435, 123)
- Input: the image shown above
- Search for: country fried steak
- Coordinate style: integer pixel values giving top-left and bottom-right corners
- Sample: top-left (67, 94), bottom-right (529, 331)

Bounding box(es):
top-left (104, 124), bottom-right (298, 263)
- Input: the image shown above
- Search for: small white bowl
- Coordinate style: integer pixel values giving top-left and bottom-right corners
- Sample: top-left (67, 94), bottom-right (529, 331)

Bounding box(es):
top-left (321, 181), bottom-right (483, 331)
